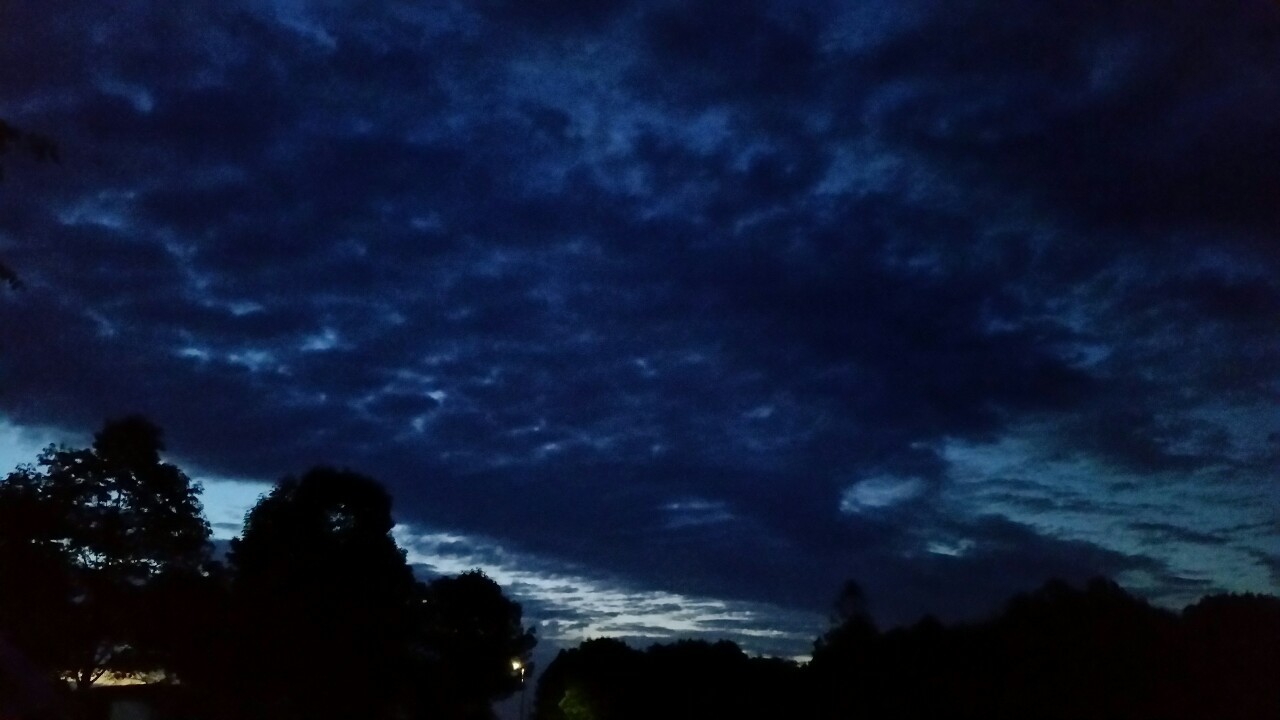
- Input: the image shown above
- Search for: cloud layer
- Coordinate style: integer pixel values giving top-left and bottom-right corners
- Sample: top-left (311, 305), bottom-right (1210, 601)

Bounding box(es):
top-left (1, 0), bottom-right (1277, 654)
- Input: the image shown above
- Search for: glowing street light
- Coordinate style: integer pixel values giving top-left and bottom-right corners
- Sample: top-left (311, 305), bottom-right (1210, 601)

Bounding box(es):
top-left (512, 658), bottom-right (528, 720)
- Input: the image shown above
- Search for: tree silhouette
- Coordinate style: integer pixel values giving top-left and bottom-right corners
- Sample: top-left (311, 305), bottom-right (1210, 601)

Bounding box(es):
top-left (534, 639), bottom-right (644, 720)
top-left (1181, 593), bottom-right (1280, 719)
top-left (531, 578), bottom-right (1280, 720)
top-left (226, 468), bottom-right (535, 720)
top-left (986, 577), bottom-right (1179, 719)
top-left (808, 579), bottom-right (880, 718)
top-left (534, 638), bottom-right (805, 720)
top-left (800, 576), bottom-right (1280, 720)
top-left (0, 416), bottom-right (212, 688)
top-left (226, 467), bottom-right (418, 720)
top-left (413, 570), bottom-right (537, 720)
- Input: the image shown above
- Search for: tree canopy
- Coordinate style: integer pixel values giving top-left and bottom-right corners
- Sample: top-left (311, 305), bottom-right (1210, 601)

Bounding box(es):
top-left (534, 638), bottom-right (805, 720)
top-left (534, 578), bottom-right (1280, 720)
top-left (0, 416), bottom-right (211, 687)
top-left (415, 569), bottom-right (537, 719)
top-left (226, 467), bottom-right (536, 720)
top-left (226, 467), bottom-right (419, 720)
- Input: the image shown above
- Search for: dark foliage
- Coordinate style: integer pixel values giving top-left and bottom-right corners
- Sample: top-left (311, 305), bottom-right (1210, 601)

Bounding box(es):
top-left (0, 417), bottom-right (212, 688)
top-left (2, 421), bottom-right (1275, 720)
top-left (535, 578), bottom-right (1280, 720)
top-left (413, 570), bottom-right (537, 719)
top-left (534, 638), bottom-right (807, 720)
top-left (225, 467), bottom-right (422, 720)
top-left (535, 639), bottom-right (643, 720)
top-left (807, 577), bottom-right (1280, 720)
top-left (0, 431), bottom-right (536, 720)
top-left (1180, 592), bottom-right (1280, 719)
top-left (225, 468), bottom-right (535, 720)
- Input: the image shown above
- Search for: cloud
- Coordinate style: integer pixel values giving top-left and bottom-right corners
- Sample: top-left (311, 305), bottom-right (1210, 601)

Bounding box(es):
top-left (839, 476), bottom-right (926, 514)
top-left (1, 0), bottom-right (1277, 656)
top-left (395, 524), bottom-right (822, 659)
top-left (474, 0), bottom-right (635, 32)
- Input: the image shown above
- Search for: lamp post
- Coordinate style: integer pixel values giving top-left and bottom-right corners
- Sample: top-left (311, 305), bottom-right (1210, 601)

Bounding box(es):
top-left (511, 659), bottom-right (527, 720)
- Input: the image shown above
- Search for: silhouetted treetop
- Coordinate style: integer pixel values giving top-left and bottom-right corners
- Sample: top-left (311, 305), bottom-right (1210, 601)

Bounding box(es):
top-left (0, 417), bottom-right (211, 688)
top-left (226, 467), bottom-right (417, 720)
top-left (93, 415), bottom-right (165, 466)
top-left (225, 468), bottom-right (535, 720)
top-left (230, 466), bottom-right (408, 584)
top-left (535, 637), bottom-right (805, 720)
top-left (803, 575), bottom-right (1279, 720)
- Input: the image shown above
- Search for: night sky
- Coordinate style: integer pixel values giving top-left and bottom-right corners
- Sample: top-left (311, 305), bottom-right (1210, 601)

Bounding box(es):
top-left (1, 0), bottom-right (1278, 659)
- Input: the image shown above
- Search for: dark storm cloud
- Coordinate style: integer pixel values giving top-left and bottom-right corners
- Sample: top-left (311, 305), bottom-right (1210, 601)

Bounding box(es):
top-left (639, 0), bottom-right (823, 103)
top-left (388, 459), bottom-right (1157, 622)
top-left (475, 0), bottom-right (634, 31)
top-left (853, 0), bottom-right (1280, 241)
top-left (2, 0), bottom-right (1278, 653)
top-left (830, 0), bottom-right (1280, 478)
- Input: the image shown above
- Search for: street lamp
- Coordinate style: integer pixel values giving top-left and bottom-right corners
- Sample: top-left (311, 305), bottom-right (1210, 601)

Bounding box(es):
top-left (511, 659), bottom-right (527, 720)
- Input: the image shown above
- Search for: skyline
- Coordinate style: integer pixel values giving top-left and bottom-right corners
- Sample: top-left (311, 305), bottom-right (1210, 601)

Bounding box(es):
top-left (2, 0), bottom-right (1278, 660)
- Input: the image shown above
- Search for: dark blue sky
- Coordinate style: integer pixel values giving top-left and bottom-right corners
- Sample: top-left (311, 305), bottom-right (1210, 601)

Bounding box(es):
top-left (1, 0), bottom-right (1277, 658)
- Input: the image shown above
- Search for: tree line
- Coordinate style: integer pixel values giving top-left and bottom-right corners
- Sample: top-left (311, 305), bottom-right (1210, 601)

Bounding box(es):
top-left (534, 579), bottom-right (1280, 720)
top-left (0, 417), bottom-right (534, 720)
top-left (2, 417), bottom-right (1278, 720)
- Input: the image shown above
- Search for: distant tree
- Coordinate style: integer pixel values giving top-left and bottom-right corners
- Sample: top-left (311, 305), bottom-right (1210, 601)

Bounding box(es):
top-left (989, 577), bottom-right (1179, 719)
top-left (0, 417), bottom-right (212, 688)
top-left (810, 579), bottom-right (878, 667)
top-left (534, 637), bottom-right (804, 720)
top-left (643, 640), bottom-right (759, 719)
top-left (1180, 593), bottom-right (1280, 719)
top-left (414, 569), bottom-right (537, 720)
top-left (830, 579), bottom-right (869, 624)
top-left (533, 639), bottom-right (644, 720)
top-left (801, 576), bottom-right (1280, 720)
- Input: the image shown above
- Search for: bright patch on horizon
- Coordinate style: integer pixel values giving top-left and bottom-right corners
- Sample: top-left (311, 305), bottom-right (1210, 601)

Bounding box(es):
top-left (394, 526), bottom-right (820, 659)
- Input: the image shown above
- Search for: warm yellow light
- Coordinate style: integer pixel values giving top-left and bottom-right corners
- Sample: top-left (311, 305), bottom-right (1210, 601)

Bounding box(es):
top-left (511, 659), bottom-right (523, 672)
